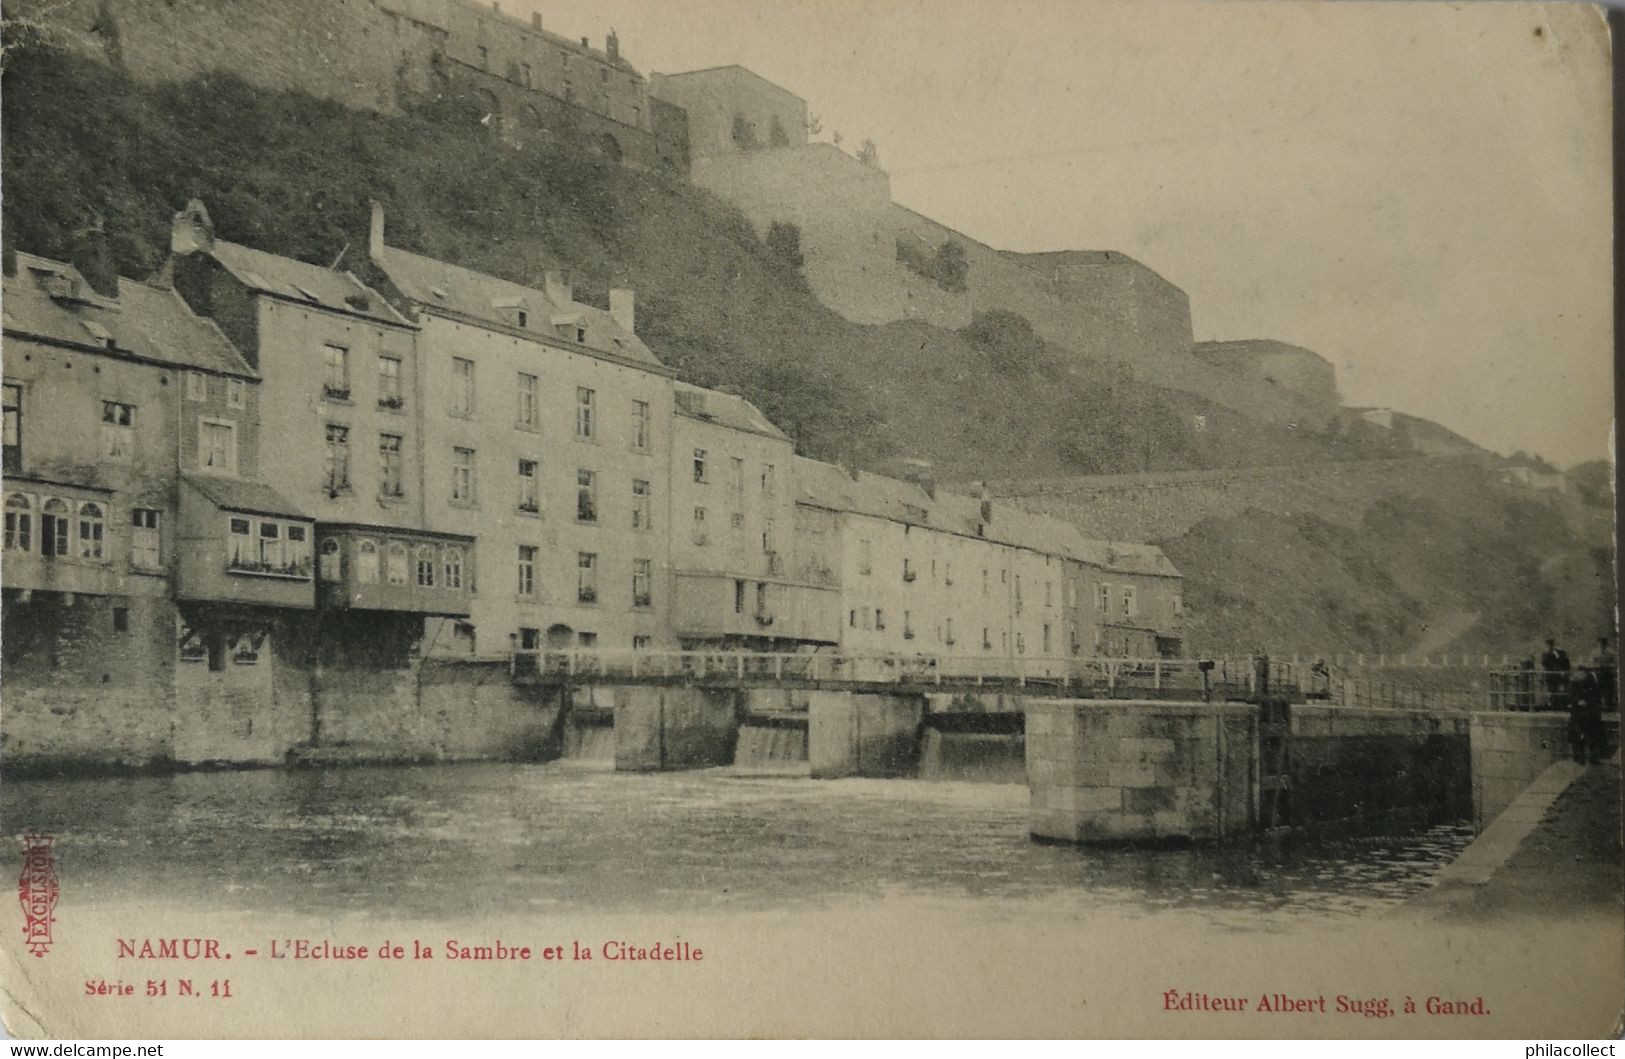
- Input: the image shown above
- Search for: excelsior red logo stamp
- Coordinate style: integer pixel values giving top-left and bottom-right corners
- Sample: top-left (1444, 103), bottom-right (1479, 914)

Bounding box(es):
top-left (18, 831), bottom-right (59, 958)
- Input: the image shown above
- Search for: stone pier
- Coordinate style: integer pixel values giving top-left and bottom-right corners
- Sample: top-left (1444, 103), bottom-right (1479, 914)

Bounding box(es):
top-left (808, 691), bottom-right (925, 778)
top-left (1025, 700), bottom-right (1258, 843)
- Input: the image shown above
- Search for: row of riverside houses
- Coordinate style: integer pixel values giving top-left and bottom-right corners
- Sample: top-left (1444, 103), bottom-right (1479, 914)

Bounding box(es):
top-left (1, 200), bottom-right (1184, 768)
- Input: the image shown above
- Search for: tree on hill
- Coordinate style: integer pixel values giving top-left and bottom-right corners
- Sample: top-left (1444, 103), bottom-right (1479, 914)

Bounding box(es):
top-left (1568, 459), bottom-right (1613, 507)
top-left (764, 220), bottom-right (804, 273)
top-left (962, 309), bottom-right (1046, 375)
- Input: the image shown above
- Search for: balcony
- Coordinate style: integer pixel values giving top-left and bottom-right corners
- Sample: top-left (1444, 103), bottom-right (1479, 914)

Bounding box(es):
top-left (322, 385), bottom-right (352, 402)
top-left (177, 474), bottom-right (315, 610)
top-left (1, 474), bottom-right (121, 599)
top-left (315, 523), bottom-right (475, 617)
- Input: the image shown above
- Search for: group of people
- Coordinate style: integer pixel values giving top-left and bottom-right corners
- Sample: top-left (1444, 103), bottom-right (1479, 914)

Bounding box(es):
top-left (1536, 637), bottom-right (1615, 764)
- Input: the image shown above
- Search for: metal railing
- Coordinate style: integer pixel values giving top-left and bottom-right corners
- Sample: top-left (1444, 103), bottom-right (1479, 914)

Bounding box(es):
top-left (508, 647), bottom-right (1304, 696)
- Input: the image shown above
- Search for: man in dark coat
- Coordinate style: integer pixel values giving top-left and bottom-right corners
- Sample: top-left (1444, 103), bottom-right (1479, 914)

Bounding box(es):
top-left (1568, 670), bottom-right (1608, 764)
top-left (1541, 638), bottom-right (1571, 710)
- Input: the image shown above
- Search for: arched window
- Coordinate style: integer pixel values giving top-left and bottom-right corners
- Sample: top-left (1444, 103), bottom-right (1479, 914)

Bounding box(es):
top-left (319, 538), bottom-right (342, 581)
top-left (356, 539), bottom-right (379, 584)
top-left (40, 498), bottom-right (69, 558)
top-left (443, 547), bottom-right (464, 591)
top-left (415, 545), bottom-right (436, 587)
top-left (385, 541), bottom-right (408, 585)
top-left (77, 502), bottom-right (104, 560)
top-left (4, 493), bottom-right (32, 552)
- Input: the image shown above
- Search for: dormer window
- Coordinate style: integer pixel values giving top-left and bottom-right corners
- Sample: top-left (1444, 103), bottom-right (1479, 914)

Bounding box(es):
top-left (576, 325), bottom-right (587, 343)
top-left (80, 320), bottom-right (114, 348)
top-left (517, 309), bottom-right (528, 328)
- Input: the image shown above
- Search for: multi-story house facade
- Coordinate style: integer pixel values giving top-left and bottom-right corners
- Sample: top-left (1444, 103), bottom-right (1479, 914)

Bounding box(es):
top-left (169, 202), bottom-right (475, 662)
top-left (3, 252), bottom-right (316, 765)
top-left (1065, 543), bottom-right (1186, 659)
top-left (367, 205), bottom-right (676, 658)
top-left (668, 383), bottom-right (837, 649)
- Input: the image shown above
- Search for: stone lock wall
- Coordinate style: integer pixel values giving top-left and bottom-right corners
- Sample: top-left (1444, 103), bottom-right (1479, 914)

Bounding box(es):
top-left (1287, 705), bottom-right (1471, 831)
top-left (1025, 700), bottom-right (1257, 843)
top-left (1469, 711), bottom-right (1620, 829)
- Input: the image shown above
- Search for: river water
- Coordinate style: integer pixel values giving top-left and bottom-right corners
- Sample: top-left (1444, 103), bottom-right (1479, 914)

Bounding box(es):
top-left (3, 762), bottom-right (1472, 923)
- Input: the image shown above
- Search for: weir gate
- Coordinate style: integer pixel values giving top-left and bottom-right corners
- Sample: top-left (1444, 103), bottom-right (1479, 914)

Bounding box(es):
top-left (506, 649), bottom-right (1546, 845)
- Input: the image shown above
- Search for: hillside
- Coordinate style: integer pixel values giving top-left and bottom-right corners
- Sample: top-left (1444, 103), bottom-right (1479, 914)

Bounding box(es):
top-left (4, 46), bottom-right (1396, 482)
top-left (3, 45), bottom-right (1612, 659)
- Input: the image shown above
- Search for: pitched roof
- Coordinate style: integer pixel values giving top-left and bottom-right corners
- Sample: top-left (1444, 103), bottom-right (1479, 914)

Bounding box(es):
top-left (673, 382), bottom-right (788, 441)
top-left (4, 253), bottom-right (256, 377)
top-left (372, 244), bottom-right (664, 372)
top-left (792, 455), bottom-right (1180, 577)
top-left (182, 473), bottom-right (309, 520)
top-left (209, 241), bottom-right (410, 327)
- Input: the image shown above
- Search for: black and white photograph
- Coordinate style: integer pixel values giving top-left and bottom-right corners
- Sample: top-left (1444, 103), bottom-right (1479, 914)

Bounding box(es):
top-left (0, 0), bottom-right (1617, 1040)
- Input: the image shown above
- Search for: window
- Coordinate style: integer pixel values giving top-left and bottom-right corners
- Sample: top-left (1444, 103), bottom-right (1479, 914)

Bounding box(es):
top-left (517, 373), bottom-right (539, 429)
top-left (576, 469), bottom-right (598, 522)
top-left (74, 502), bottom-right (104, 560)
top-left (286, 524), bottom-right (310, 576)
top-left (731, 457), bottom-right (744, 494)
top-left (257, 520), bottom-right (283, 570)
top-left (946, 618), bottom-right (956, 645)
top-left (756, 582), bottom-right (768, 618)
top-left (3, 383), bottom-right (20, 471)
top-left (736, 580), bottom-right (747, 614)
top-left (1097, 583), bottom-right (1110, 613)
top-left (576, 552), bottom-right (597, 604)
top-left (1173, 592), bottom-right (1185, 617)
top-left (379, 434), bottom-right (403, 497)
top-left (444, 547), bottom-right (464, 590)
top-left (730, 512), bottom-right (745, 530)
top-left (848, 609), bottom-right (857, 628)
top-left (40, 499), bottom-right (70, 558)
top-left (631, 479), bottom-right (651, 531)
top-left (385, 541), bottom-right (409, 585)
top-left (1043, 623), bottom-right (1052, 655)
top-left (101, 401), bottom-right (135, 460)
top-left (319, 538), bottom-right (341, 581)
top-left (416, 545), bottom-right (436, 587)
top-left (451, 357), bottom-right (475, 417)
top-left (1015, 575), bottom-right (1023, 614)
top-left (982, 568), bottom-right (989, 595)
top-left (519, 627), bottom-right (541, 652)
top-left (1121, 586), bottom-right (1138, 618)
top-left (762, 518), bottom-right (775, 554)
top-left (691, 449), bottom-right (708, 483)
top-left (324, 425), bottom-right (351, 494)
top-left (1045, 582), bottom-right (1054, 607)
top-left (452, 447), bottom-right (477, 505)
top-left (131, 508), bottom-right (160, 569)
top-left (226, 378), bottom-right (245, 410)
top-left (198, 418), bottom-right (236, 474)
top-left (322, 345), bottom-right (350, 400)
top-left (112, 607), bottom-right (129, 633)
top-left (904, 611), bottom-right (914, 640)
top-left (227, 516), bottom-right (252, 568)
top-left (633, 635), bottom-right (652, 651)
top-left (576, 387), bottom-right (596, 439)
top-left (576, 325), bottom-right (587, 344)
top-left (4, 494), bottom-right (32, 552)
top-left (859, 539), bottom-right (872, 575)
top-left (631, 400), bottom-right (650, 452)
top-left (378, 357), bottom-right (402, 409)
top-left (983, 627), bottom-right (991, 650)
top-left (944, 562), bottom-right (954, 586)
top-left (1017, 632), bottom-right (1026, 654)
top-left (185, 371), bottom-right (207, 401)
top-left (875, 608), bottom-right (885, 631)
top-left (632, 558), bottom-right (652, 608)
top-left (761, 463), bottom-right (775, 494)
top-left (903, 557), bottom-right (915, 582)
top-left (517, 459), bottom-right (539, 514)
top-left (356, 539), bottom-right (379, 583)
top-left (692, 506), bottom-right (707, 545)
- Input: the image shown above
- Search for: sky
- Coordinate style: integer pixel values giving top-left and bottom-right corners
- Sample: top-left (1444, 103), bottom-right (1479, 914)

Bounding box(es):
top-left (518, 0), bottom-right (1611, 465)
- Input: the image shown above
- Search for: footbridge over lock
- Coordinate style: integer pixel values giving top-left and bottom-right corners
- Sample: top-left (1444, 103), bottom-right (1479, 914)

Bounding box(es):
top-left (511, 649), bottom-right (1506, 844)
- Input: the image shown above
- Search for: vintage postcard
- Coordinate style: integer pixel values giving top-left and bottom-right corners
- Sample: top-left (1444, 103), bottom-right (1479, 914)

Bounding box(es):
top-left (0, 0), bottom-right (1617, 1040)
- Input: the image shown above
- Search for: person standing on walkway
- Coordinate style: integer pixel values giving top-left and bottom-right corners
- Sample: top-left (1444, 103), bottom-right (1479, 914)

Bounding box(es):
top-left (1541, 638), bottom-right (1571, 710)
top-left (1568, 670), bottom-right (1608, 764)
top-left (1592, 637), bottom-right (1616, 711)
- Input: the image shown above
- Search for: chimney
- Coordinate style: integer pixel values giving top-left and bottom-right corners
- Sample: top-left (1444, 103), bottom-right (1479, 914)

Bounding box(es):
top-left (580, 36), bottom-right (589, 48)
top-left (170, 199), bottom-right (215, 256)
top-left (543, 269), bottom-right (572, 305)
top-left (606, 30), bottom-right (620, 61)
top-left (530, 12), bottom-right (541, 29)
top-left (369, 200), bottom-right (386, 260)
top-left (609, 288), bottom-right (635, 333)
